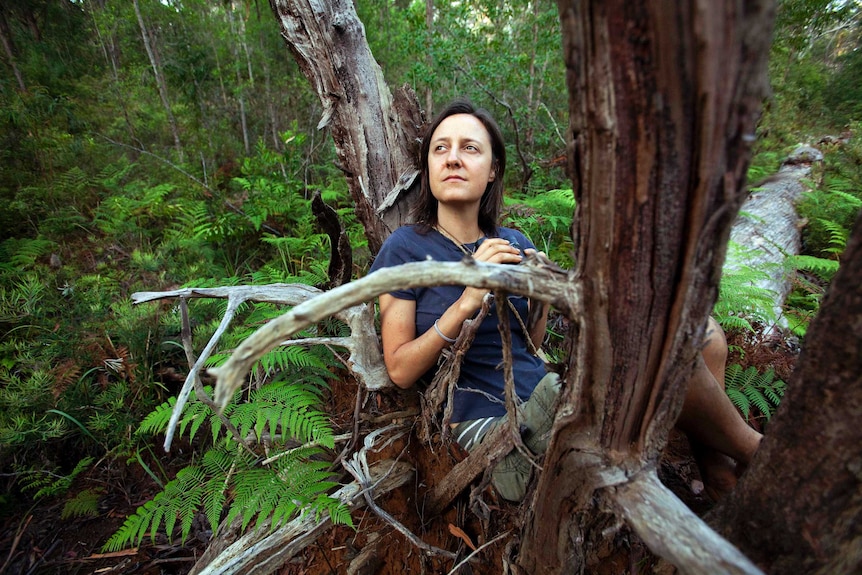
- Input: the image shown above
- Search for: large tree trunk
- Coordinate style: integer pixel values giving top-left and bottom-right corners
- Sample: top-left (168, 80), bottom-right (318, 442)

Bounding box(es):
top-left (516, 1), bottom-right (774, 572)
top-left (709, 210), bottom-right (862, 574)
top-left (268, 0), bottom-right (424, 253)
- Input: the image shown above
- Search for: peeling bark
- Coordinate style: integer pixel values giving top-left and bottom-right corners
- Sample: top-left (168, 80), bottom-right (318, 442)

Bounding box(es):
top-left (268, 0), bottom-right (424, 253)
top-left (516, 1), bottom-right (774, 572)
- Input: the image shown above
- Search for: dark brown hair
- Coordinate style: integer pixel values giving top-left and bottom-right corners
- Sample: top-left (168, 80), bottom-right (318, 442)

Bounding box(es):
top-left (411, 99), bottom-right (506, 237)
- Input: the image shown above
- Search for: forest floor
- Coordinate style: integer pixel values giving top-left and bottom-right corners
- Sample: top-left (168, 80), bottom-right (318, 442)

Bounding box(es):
top-left (0, 328), bottom-right (798, 575)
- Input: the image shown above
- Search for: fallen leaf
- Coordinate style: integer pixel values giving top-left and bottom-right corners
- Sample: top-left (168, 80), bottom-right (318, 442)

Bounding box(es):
top-left (448, 523), bottom-right (477, 551)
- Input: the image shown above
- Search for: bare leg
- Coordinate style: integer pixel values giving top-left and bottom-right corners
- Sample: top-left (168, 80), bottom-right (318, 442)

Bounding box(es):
top-left (676, 318), bottom-right (762, 498)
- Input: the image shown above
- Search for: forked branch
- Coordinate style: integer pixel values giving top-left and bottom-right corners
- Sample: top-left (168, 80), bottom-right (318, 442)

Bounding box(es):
top-left (204, 259), bottom-right (575, 411)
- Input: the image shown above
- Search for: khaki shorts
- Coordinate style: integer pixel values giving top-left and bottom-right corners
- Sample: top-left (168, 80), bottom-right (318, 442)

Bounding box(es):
top-left (452, 372), bottom-right (561, 501)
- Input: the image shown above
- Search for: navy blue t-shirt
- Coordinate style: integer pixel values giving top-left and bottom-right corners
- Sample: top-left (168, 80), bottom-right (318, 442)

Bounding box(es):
top-left (369, 225), bottom-right (547, 422)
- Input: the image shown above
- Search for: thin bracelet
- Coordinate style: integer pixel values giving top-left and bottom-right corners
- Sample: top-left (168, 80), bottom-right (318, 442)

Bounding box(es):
top-left (433, 319), bottom-right (457, 344)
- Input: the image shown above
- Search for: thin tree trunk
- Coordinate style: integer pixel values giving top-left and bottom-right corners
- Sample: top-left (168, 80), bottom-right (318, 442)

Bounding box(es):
top-left (227, 4), bottom-right (251, 155)
top-left (89, 0), bottom-right (139, 149)
top-left (709, 210), bottom-right (862, 574)
top-left (0, 9), bottom-right (26, 93)
top-left (516, 1), bottom-right (775, 572)
top-left (133, 0), bottom-right (184, 162)
top-left (524, 0), bottom-right (541, 148)
top-left (425, 0), bottom-right (433, 115)
top-left (237, 7), bottom-right (255, 87)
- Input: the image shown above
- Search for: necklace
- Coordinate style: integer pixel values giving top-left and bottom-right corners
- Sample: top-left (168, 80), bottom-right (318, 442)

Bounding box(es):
top-left (435, 223), bottom-right (482, 255)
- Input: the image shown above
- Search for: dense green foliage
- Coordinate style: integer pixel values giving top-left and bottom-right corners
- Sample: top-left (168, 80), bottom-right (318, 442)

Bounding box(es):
top-left (724, 364), bottom-right (787, 423)
top-left (0, 0), bottom-right (860, 553)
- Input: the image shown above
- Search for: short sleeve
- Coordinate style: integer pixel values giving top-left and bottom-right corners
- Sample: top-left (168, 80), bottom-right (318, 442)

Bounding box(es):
top-left (368, 228), bottom-right (418, 300)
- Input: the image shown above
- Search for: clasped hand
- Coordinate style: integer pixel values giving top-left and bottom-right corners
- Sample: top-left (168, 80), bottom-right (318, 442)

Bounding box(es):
top-left (458, 238), bottom-right (543, 313)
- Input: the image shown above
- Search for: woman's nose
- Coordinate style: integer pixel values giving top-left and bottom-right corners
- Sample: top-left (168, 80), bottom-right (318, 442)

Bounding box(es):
top-left (445, 148), bottom-right (461, 166)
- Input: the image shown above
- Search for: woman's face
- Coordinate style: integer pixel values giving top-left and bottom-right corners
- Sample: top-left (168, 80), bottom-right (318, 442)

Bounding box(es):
top-left (427, 114), bottom-right (496, 208)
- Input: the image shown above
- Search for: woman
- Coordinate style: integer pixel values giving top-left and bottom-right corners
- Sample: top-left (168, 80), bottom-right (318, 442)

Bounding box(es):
top-left (370, 99), bottom-right (761, 502)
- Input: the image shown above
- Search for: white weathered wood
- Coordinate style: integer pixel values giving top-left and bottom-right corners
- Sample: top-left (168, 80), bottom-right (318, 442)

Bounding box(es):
top-left (726, 144), bottom-right (824, 329)
top-left (611, 469), bottom-right (764, 575)
top-left (269, 0), bottom-right (423, 252)
top-left (206, 259), bottom-right (576, 411)
top-left (133, 283), bottom-right (389, 450)
top-left (193, 459), bottom-right (413, 575)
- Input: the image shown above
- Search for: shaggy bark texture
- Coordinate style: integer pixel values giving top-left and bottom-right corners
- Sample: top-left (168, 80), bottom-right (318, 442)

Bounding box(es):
top-left (516, 1), bottom-right (774, 572)
top-left (710, 211), bottom-right (862, 574)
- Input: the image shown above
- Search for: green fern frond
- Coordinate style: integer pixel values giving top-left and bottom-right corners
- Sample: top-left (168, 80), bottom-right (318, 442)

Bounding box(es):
top-left (256, 346), bottom-right (330, 376)
top-left (824, 188), bottom-right (862, 208)
top-left (817, 218), bottom-right (850, 255)
top-left (137, 386), bottom-right (232, 443)
top-left (202, 475), bottom-right (228, 533)
top-left (62, 488), bottom-right (103, 519)
top-left (726, 387), bottom-right (751, 419)
top-left (57, 166), bottom-right (89, 195)
top-left (317, 494), bottom-right (354, 528)
top-left (94, 159), bottom-right (133, 190)
top-left (137, 395), bottom-right (179, 437)
top-left (0, 238), bottom-right (56, 270)
top-left (787, 254), bottom-right (840, 280)
top-left (104, 499), bottom-right (159, 552)
top-left (104, 465), bottom-right (209, 551)
top-left (22, 456), bottom-right (94, 500)
top-left (228, 382), bottom-right (332, 446)
top-left (724, 364), bottom-right (785, 421)
top-left (226, 458), bottom-right (337, 531)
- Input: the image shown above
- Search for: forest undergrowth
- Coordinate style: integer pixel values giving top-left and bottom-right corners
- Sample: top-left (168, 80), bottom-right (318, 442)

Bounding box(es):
top-left (2, 1), bottom-right (862, 573)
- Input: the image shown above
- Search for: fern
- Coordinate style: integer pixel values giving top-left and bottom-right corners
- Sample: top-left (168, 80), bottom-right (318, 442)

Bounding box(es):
top-left (787, 254), bottom-right (840, 280)
top-left (105, 442), bottom-right (351, 551)
top-left (62, 488), bottom-right (103, 519)
top-left (715, 248), bottom-right (779, 331)
top-left (0, 238), bottom-right (56, 270)
top-left (113, 356), bottom-right (347, 551)
top-left (816, 217), bottom-right (850, 256)
top-left (725, 364), bottom-right (786, 422)
top-left (225, 452), bottom-right (337, 531)
top-left (21, 456), bottom-right (94, 500)
top-left (104, 465), bottom-right (208, 551)
top-left (503, 188), bottom-right (576, 267)
top-left (227, 381), bottom-right (332, 446)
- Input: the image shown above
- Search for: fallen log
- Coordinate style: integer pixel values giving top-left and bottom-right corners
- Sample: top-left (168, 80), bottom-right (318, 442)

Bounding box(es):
top-left (725, 144), bottom-right (824, 330)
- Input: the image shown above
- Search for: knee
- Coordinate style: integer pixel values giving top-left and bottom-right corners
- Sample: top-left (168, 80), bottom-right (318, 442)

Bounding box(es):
top-left (703, 317), bottom-right (728, 366)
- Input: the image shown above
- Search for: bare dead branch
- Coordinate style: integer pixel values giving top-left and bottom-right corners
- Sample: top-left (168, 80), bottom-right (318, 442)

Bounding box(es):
top-left (610, 468), bottom-right (764, 575)
top-left (133, 283), bottom-right (391, 451)
top-left (343, 455), bottom-right (457, 560)
top-left (206, 260), bottom-right (575, 413)
top-left (179, 299), bottom-right (256, 457)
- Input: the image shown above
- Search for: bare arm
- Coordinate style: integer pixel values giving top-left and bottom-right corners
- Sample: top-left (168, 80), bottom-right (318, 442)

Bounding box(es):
top-left (379, 238), bottom-right (522, 389)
